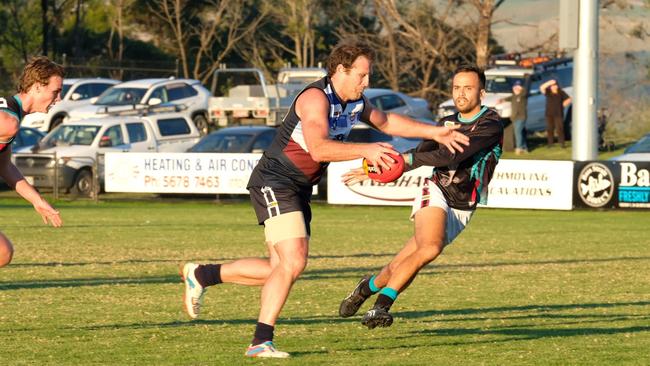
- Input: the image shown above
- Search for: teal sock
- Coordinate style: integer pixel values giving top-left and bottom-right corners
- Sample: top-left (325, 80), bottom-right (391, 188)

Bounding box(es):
top-left (368, 275), bottom-right (380, 293)
top-left (379, 287), bottom-right (398, 301)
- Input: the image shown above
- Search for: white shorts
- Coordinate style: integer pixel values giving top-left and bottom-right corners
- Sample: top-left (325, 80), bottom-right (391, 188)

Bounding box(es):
top-left (410, 178), bottom-right (474, 246)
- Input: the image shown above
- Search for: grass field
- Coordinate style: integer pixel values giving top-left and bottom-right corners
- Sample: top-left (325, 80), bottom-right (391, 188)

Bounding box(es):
top-left (1, 197), bottom-right (649, 365)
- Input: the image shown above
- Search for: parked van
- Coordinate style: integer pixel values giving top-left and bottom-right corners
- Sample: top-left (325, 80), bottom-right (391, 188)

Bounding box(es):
top-left (14, 106), bottom-right (202, 196)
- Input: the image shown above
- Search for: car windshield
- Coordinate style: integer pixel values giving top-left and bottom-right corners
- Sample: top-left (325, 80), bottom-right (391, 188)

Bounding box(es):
top-left (485, 76), bottom-right (525, 93)
top-left (626, 135), bottom-right (650, 153)
top-left (41, 125), bottom-right (101, 148)
top-left (95, 87), bottom-right (147, 105)
top-left (190, 133), bottom-right (254, 153)
top-left (61, 84), bottom-right (72, 99)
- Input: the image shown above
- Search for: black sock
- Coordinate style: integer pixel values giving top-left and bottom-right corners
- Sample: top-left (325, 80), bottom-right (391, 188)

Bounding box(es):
top-left (194, 264), bottom-right (222, 287)
top-left (374, 294), bottom-right (395, 311)
top-left (251, 322), bottom-right (274, 345)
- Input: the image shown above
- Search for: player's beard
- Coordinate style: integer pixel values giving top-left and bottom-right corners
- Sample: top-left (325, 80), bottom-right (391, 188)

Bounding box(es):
top-left (454, 97), bottom-right (477, 114)
top-left (454, 96), bottom-right (480, 113)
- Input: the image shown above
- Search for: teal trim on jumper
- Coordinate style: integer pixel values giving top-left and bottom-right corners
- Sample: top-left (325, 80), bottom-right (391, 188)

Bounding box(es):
top-left (379, 287), bottom-right (398, 300)
top-left (369, 275), bottom-right (380, 293)
top-left (0, 109), bottom-right (18, 119)
top-left (458, 106), bottom-right (488, 124)
top-left (470, 143), bottom-right (502, 205)
top-left (13, 95), bottom-right (24, 120)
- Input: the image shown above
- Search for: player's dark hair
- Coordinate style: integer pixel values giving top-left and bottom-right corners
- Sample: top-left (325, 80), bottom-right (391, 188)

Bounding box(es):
top-left (327, 40), bottom-right (375, 77)
top-left (18, 56), bottom-right (65, 93)
top-left (453, 64), bottom-right (486, 89)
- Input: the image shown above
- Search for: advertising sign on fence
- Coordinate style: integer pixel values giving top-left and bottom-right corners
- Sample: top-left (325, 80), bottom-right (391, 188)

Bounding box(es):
top-left (574, 161), bottom-right (650, 209)
top-left (328, 159), bottom-right (575, 210)
top-left (105, 152), bottom-right (261, 194)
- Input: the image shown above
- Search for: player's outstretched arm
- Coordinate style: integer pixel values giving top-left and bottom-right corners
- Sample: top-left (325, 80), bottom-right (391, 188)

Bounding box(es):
top-left (0, 148), bottom-right (62, 227)
top-left (366, 107), bottom-right (469, 154)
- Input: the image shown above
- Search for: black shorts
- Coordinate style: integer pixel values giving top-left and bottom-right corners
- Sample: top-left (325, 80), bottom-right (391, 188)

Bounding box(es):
top-left (248, 185), bottom-right (313, 236)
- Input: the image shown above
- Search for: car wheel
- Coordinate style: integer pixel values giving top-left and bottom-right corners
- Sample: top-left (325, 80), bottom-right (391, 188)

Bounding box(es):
top-left (193, 114), bottom-right (209, 136)
top-left (71, 169), bottom-right (95, 197)
top-left (50, 115), bottom-right (65, 131)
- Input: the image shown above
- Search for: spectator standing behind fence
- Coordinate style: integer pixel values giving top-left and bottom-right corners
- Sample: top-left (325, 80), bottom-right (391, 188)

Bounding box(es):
top-left (507, 80), bottom-right (528, 154)
top-left (540, 79), bottom-right (572, 148)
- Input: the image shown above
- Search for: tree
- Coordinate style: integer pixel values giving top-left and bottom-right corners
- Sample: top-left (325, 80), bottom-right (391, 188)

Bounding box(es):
top-left (0, 0), bottom-right (42, 64)
top-left (148, 0), bottom-right (265, 84)
top-left (107, 0), bottom-right (135, 80)
top-left (260, 0), bottom-right (320, 68)
top-left (332, 0), bottom-right (476, 103)
top-left (464, 0), bottom-right (506, 68)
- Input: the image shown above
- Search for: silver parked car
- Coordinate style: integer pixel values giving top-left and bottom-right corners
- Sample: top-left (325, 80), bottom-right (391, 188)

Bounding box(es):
top-left (14, 108), bottom-right (202, 196)
top-left (66, 78), bottom-right (211, 135)
top-left (21, 78), bottom-right (119, 132)
top-left (364, 88), bottom-right (434, 120)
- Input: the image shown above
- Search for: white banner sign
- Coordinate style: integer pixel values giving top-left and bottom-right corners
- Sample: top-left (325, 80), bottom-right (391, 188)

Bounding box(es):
top-left (327, 159), bottom-right (574, 210)
top-left (105, 152), bottom-right (261, 194)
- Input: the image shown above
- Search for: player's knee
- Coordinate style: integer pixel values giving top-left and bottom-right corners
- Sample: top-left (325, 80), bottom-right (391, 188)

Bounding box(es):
top-left (289, 256), bottom-right (308, 279)
top-left (0, 238), bottom-right (14, 268)
top-left (278, 253), bottom-right (307, 280)
top-left (415, 244), bottom-right (442, 264)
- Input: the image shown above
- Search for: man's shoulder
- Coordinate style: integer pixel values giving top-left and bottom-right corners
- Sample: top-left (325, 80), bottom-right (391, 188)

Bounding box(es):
top-left (477, 108), bottom-right (504, 133)
top-left (481, 107), bottom-right (501, 121)
top-left (295, 86), bottom-right (329, 111)
top-left (0, 96), bottom-right (21, 120)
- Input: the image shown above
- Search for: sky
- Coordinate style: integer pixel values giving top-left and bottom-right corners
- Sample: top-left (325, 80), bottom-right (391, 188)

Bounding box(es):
top-left (490, 0), bottom-right (649, 54)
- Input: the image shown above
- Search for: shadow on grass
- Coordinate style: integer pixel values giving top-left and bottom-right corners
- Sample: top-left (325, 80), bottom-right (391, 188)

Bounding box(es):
top-left (85, 300), bottom-right (650, 330)
top-left (5, 255), bottom-right (650, 289)
top-left (73, 315), bottom-right (356, 332)
top-left (10, 254), bottom-right (650, 271)
top-left (8, 252), bottom-right (394, 269)
top-left (0, 275), bottom-right (180, 290)
top-left (397, 300), bottom-right (650, 320)
top-left (342, 324), bottom-right (650, 353)
top-left (409, 325), bottom-right (650, 344)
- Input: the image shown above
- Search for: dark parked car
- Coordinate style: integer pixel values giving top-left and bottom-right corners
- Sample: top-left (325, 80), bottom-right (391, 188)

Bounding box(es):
top-left (12, 127), bottom-right (45, 151)
top-left (610, 133), bottom-right (650, 161)
top-left (188, 126), bottom-right (277, 153)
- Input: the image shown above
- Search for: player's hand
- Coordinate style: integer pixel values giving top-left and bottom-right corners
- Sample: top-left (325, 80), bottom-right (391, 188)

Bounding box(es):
top-left (432, 125), bottom-right (469, 154)
top-left (33, 199), bottom-right (63, 227)
top-left (342, 167), bottom-right (369, 185)
top-left (363, 142), bottom-right (397, 171)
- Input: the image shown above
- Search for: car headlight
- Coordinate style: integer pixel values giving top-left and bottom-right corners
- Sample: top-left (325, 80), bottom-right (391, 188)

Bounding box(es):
top-left (46, 157), bottom-right (71, 167)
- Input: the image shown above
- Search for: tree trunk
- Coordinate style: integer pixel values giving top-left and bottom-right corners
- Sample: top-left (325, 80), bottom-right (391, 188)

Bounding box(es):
top-left (42, 0), bottom-right (48, 56)
top-left (475, 0), bottom-right (493, 68)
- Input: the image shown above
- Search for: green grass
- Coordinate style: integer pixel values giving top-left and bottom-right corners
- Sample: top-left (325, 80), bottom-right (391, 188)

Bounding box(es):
top-left (1, 198), bottom-right (649, 365)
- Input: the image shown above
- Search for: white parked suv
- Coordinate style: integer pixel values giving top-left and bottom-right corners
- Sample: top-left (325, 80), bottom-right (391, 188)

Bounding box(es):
top-left (21, 78), bottom-right (119, 132)
top-left (66, 78), bottom-right (211, 135)
top-left (437, 57), bottom-right (573, 134)
top-left (14, 107), bottom-right (202, 196)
